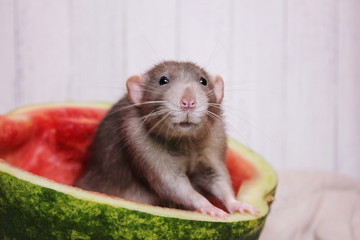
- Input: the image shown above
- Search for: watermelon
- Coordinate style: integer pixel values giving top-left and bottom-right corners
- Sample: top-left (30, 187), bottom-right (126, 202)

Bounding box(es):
top-left (0, 102), bottom-right (277, 240)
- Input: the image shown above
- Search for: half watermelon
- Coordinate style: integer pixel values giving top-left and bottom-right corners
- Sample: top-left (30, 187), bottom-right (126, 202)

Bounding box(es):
top-left (0, 102), bottom-right (277, 240)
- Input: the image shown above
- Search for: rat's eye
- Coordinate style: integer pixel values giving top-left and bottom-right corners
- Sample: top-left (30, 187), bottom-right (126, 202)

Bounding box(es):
top-left (199, 77), bottom-right (207, 86)
top-left (159, 76), bottom-right (169, 85)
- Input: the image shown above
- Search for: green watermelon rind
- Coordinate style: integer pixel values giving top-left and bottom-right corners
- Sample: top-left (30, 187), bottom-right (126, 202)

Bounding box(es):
top-left (0, 103), bottom-right (277, 240)
top-left (0, 168), bottom-right (266, 240)
top-left (5, 101), bottom-right (111, 116)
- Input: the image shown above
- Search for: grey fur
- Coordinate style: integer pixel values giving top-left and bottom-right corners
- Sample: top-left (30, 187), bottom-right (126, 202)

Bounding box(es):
top-left (76, 61), bottom-right (234, 211)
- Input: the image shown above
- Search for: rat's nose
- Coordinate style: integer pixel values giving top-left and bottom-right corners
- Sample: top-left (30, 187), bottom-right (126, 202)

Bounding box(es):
top-left (180, 97), bottom-right (197, 109)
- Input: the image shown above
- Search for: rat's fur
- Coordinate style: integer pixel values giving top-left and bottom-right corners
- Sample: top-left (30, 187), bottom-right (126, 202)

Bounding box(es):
top-left (76, 61), bottom-right (258, 218)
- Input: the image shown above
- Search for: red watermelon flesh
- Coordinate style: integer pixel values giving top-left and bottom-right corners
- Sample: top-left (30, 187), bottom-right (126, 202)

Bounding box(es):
top-left (0, 106), bottom-right (107, 185)
top-left (0, 104), bottom-right (256, 194)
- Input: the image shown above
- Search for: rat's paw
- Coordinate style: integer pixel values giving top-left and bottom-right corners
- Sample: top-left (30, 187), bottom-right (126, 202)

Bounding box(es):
top-left (198, 205), bottom-right (229, 219)
top-left (226, 200), bottom-right (259, 216)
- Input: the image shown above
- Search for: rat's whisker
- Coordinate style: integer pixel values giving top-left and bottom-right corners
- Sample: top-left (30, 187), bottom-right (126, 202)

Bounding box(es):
top-left (223, 88), bottom-right (281, 96)
top-left (221, 105), bottom-right (278, 146)
top-left (145, 112), bottom-right (172, 136)
top-left (107, 100), bottom-right (167, 118)
top-left (205, 110), bottom-right (250, 148)
top-left (137, 108), bottom-right (170, 132)
top-left (204, 120), bottom-right (216, 140)
top-left (205, 110), bottom-right (224, 123)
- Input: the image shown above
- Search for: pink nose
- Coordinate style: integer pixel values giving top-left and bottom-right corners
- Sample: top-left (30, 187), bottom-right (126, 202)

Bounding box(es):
top-left (181, 97), bottom-right (197, 109)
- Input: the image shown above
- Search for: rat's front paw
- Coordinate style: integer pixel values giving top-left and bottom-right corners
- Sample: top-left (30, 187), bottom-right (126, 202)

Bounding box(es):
top-left (198, 205), bottom-right (229, 219)
top-left (226, 200), bottom-right (259, 216)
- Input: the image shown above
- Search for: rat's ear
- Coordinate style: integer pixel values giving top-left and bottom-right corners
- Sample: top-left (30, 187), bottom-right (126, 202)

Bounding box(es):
top-left (213, 75), bottom-right (224, 104)
top-left (126, 75), bottom-right (145, 105)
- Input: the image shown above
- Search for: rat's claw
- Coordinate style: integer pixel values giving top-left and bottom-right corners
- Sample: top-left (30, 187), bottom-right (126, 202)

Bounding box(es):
top-left (226, 200), bottom-right (259, 216)
top-left (199, 205), bottom-right (229, 219)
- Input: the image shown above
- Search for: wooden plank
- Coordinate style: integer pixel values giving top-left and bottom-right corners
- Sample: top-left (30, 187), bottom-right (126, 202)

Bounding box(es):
top-left (231, 1), bottom-right (284, 170)
top-left (285, 0), bottom-right (338, 170)
top-left (126, 0), bottom-right (177, 76)
top-left (68, 0), bottom-right (126, 102)
top-left (15, 0), bottom-right (70, 106)
top-left (0, 0), bottom-right (15, 113)
top-left (338, 0), bottom-right (360, 180)
top-left (177, 0), bottom-right (230, 80)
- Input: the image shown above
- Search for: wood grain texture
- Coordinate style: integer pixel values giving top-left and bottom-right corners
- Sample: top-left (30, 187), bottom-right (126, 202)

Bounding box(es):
top-left (231, 0), bottom-right (284, 170)
top-left (68, 0), bottom-right (126, 102)
top-left (285, 0), bottom-right (338, 171)
top-left (126, 0), bottom-right (177, 76)
top-left (14, 0), bottom-right (70, 106)
top-left (0, 0), bottom-right (15, 113)
top-left (177, 0), bottom-right (230, 79)
top-left (338, 0), bottom-right (360, 180)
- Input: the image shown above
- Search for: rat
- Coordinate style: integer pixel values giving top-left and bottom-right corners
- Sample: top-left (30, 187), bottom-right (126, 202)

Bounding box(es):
top-left (76, 61), bottom-right (258, 218)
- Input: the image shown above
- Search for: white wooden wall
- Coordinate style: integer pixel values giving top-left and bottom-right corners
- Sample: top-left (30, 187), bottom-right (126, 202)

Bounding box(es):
top-left (0, 0), bottom-right (359, 180)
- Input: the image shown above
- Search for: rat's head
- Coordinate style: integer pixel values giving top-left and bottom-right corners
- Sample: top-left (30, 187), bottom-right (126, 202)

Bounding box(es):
top-left (126, 61), bottom-right (224, 139)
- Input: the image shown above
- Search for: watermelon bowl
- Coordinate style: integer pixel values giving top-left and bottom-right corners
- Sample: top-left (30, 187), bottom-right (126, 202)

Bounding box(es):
top-left (0, 102), bottom-right (277, 240)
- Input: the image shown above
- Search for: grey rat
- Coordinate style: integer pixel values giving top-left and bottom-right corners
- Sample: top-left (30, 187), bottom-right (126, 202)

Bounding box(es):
top-left (76, 61), bottom-right (258, 218)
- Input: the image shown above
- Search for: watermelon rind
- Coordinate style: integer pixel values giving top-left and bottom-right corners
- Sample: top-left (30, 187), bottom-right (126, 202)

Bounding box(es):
top-left (5, 101), bottom-right (111, 116)
top-left (0, 103), bottom-right (277, 240)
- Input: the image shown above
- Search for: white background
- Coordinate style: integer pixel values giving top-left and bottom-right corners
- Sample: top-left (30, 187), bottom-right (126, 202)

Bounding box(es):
top-left (0, 0), bottom-right (359, 180)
